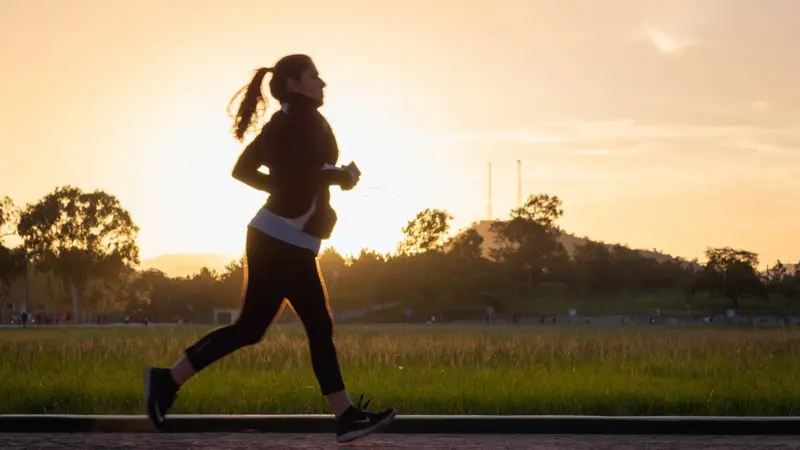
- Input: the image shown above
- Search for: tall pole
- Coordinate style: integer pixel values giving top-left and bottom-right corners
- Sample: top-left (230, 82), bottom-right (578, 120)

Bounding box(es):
top-left (516, 159), bottom-right (522, 208)
top-left (487, 163), bottom-right (493, 220)
top-left (488, 163), bottom-right (493, 220)
top-left (23, 253), bottom-right (29, 314)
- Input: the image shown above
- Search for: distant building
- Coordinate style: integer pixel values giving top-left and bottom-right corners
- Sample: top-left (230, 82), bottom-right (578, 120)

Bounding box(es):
top-left (774, 263), bottom-right (799, 276)
top-left (213, 308), bottom-right (240, 325)
top-left (463, 220), bottom-right (684, 264)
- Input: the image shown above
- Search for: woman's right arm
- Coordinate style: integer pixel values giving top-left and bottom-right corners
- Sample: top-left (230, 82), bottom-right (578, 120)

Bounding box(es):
top-left (282, 119), bottom-right (358, 190)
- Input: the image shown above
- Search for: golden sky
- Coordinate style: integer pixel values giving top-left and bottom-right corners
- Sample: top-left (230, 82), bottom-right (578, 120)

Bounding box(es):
top-left (2, 0), bottom-right (798, 266)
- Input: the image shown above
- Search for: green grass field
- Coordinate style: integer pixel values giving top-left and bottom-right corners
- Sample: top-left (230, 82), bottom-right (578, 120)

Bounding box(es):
top-left (1, 324), bottom-right (798, 416)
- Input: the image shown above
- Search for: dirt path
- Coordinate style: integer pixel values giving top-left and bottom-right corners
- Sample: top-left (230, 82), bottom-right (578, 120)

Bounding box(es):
top-left (1, 433), bottom-right (798, 449)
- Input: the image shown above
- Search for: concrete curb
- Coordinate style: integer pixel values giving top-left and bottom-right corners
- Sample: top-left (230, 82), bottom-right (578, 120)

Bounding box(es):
top-left (0, 415), bottom-right (798, 435)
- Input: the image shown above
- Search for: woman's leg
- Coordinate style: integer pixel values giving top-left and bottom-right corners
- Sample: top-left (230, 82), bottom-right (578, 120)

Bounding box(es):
top-left (145, 228), bottom-right (287, 428)
top-left (285, 255), bottom-right (350, 415)
top-left (286, 252), bottom-right (397, 442)
top-left (170, 288), bottom-right (287, 385)
top-left (176, 231), bottom-right (288, 383)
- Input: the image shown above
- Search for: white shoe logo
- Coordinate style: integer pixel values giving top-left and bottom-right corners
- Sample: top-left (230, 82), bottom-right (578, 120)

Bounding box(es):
top-left (354, 418), bottom-right (371, 424)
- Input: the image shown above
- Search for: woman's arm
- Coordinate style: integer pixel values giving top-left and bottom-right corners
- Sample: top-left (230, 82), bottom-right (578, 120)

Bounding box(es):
top-left (231, 129), bottom-right (276, 192)
top-left (280, 118), bottom-right (357, 190)
top-left (232, 115), bottom-right (358, 192)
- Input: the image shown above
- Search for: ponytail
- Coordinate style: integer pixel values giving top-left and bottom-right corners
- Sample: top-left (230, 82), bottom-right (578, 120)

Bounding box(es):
top-left (228, 67), bottom-right (272, 142)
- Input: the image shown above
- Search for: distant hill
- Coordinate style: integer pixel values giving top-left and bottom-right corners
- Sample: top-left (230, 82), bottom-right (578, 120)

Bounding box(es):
top-left (139, 253), bottom-right (240, 278)
top-left (469, 220), bottom-right (678, 263)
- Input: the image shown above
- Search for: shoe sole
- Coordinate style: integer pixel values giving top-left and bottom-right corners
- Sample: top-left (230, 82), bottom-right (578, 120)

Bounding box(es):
top-left (337, 408), bottom-right (398, 443)
top-left (144, 367), bottom-right (166, 431)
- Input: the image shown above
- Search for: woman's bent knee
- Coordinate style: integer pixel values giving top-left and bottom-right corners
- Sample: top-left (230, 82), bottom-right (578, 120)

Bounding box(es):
top-left (234, 321), bottom-right (266, 346)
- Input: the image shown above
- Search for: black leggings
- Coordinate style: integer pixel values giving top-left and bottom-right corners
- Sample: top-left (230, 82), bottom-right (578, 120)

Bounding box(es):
top-left (184, 227), bottom-right (345, 395)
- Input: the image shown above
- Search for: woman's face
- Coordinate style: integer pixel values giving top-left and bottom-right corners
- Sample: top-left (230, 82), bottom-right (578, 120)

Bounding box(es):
top-left (287, 63), bottom-right (326, 104)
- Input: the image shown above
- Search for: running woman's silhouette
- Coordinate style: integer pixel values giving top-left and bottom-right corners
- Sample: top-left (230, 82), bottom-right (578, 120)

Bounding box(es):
top-left (144, 54), bottom-right (397, 443)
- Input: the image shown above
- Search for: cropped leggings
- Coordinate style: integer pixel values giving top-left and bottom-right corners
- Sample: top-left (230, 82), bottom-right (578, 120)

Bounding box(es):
top-left (184, 227), bottom-right (345, 395)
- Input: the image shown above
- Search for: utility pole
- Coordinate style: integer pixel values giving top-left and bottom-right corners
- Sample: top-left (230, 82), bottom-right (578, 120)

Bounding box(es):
top-left (487, 163), bottom-right (493, 220)
top-left (516, 159), bottom-right (522, 208)
top-left (23, 248), bottom-right (29, 314)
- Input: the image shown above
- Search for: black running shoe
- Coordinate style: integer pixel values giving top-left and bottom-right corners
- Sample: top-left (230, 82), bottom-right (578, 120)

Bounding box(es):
top-left (334, 394), bottom-right (398, 443)
top-left (144, 366), bottom-right (179, 431)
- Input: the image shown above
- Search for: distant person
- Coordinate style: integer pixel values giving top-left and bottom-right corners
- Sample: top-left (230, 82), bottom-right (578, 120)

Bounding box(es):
top-left (143, 54), bottom-right (396, 443)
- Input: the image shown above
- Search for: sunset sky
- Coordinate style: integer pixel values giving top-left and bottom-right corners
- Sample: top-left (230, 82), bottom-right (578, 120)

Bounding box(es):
top-left (2, 0), bottom-right (798, 267)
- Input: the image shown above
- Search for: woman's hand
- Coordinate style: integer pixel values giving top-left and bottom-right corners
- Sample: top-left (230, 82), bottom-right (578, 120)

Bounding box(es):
top-left (340, 166), bottom-right (360, 191)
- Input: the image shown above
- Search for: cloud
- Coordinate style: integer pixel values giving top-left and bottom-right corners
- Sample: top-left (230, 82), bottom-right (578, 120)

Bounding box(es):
top-left (425, 129), bottom-right (562, 144)
top-left (639, 26), bottom-right (697, 56)
top-left (421, 121), bottom-right (800, 161)
top-left (723, 140), bottom-right (797, 158)
top-left (570, 149), bottom-right (613, 157)
top-left (544, 119), bottom-right (800, 142)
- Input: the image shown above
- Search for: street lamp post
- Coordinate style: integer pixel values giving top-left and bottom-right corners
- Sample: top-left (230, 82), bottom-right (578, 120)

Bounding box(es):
top-left (23, 248), bottom-right (29, 315)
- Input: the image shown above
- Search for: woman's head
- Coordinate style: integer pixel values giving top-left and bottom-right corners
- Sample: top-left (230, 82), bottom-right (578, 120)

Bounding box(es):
top-left (229, 54), bottom-right (327, 141)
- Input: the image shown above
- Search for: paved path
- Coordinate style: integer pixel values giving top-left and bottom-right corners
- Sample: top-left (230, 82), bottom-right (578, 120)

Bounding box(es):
top-left (1, 433), bottom-right (799, 449)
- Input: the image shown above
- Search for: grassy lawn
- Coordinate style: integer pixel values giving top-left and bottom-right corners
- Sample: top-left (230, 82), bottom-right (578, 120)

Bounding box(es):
top-left (1, 324), bottom-right (798, 416)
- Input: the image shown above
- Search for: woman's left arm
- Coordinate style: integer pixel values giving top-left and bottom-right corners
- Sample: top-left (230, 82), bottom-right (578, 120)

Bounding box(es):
top-left (231, 129), bottom-right (275, 192)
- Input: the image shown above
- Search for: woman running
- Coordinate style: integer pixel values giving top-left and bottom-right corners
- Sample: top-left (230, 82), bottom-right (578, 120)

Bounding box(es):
top-left (144, 54), bottom-right (397, 443)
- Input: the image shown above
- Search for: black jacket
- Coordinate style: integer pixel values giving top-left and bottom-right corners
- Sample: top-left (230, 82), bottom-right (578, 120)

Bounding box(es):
top-left (233, 93), bottom-right (352, 239)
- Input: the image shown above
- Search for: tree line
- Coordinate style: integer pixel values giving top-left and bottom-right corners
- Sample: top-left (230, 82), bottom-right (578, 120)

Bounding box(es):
top-left (1, 186), bottom-right (798, 323)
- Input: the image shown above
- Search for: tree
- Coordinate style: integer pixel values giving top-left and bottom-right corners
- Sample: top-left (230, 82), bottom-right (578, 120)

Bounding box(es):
top-left (572, 240), bottom-right (617, 294)
top-left (121, 269), bottom-right (182, 322)
top-left (765, 260), bottom-right (789, 298)
top-left (492, 194), bottom-right (565, 257)
top-left (397, 208), bottom-right (453, 255)
top-left (346, 248), bottom-right (389, 307)
top-left (652, 257), bottom-right (696, 291)
top-left (492, 218), bottom-right (566, 279)
top-left (0, 246), bottom-right (27, 323)
top-left (510, 193), bottom-right (564, 229)
top-left (220, 256), bottom-right (245, 283)
top-left (490, 194), bottom-right (568, 294)
top-left (447, 227), bottom-right (484, 259)
top-left (787, 263), bottom-right (800, 299)
top-left (0, 196), bottom-right (26, 324)
top-left (186, 267), bottom-right (226, 315)
top-left (724, 259), bottom-right (768, 306)
top-left (318, 247), bottom-right (346, 282)
top-left (705, 247), bottom-right (759, 272)
top-left (16, 186), bottom-right (140, 322)
top-left (0, 196), bottom-right (20, 245)
top-left (609, 244), bottom-right (665, 292)
top-left (687, 247), bottom-right (765, 307)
